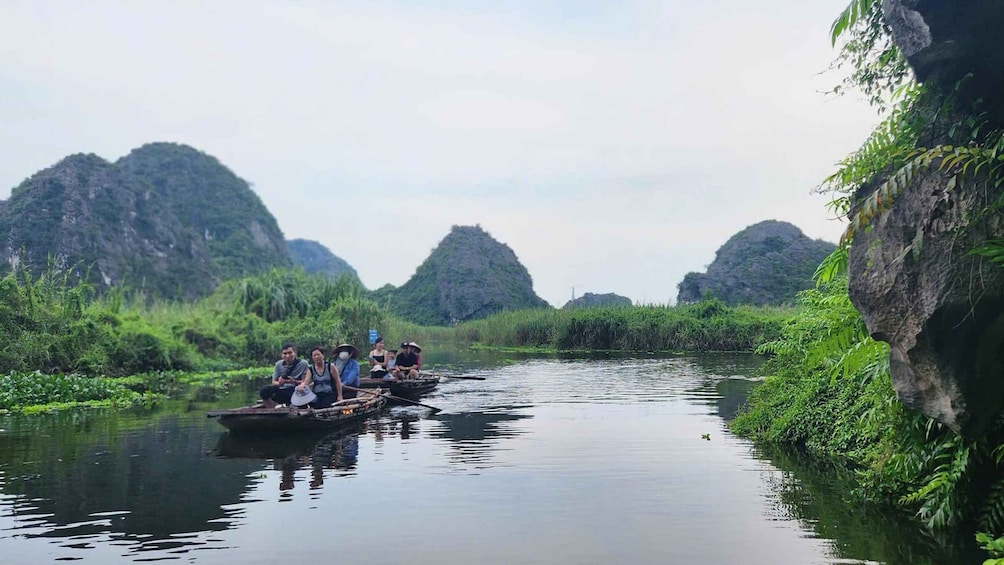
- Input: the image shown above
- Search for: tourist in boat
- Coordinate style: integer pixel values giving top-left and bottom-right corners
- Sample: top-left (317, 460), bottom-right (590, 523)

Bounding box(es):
top-left (384, 349), bottom-right (398, 380)
top-left (260, 343), bottom-right (309, 409)
top-left (408, 342), bottom-right (423, 373)
top-left (368, 337), bottom-right (390, 378)
top-left (392, 342), bottom-right (420, 380)
top-left (303, 346), bottom-right (343, 408)
top-left (332, 343), bottom-right (361, 399)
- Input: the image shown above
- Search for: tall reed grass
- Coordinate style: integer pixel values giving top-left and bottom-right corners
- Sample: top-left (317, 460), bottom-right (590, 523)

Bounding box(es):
top-left (454, 299), bottom-right (792, 352)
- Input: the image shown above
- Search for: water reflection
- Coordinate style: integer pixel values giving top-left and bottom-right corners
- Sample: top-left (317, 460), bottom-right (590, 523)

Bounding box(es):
top-left (0, 410), bottom-right (262, 560)
top-left (428, 409), bottom-right (533, 470)
top-left (755, 444), bottom-right (983, 564)
top-left (0, 354), bottom-right (985, 564)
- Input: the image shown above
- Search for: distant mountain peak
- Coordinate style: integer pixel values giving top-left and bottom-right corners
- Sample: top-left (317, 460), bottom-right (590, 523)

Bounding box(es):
top-left (563, 292), bottom-right (632, 309)
top-left (287, 239), bottom-right (360, 283)
top-left (676, 220), bottom-right (836, 306)
top-left (1, 142), bottom-right (290, 300)
top-left (378, 224), bottom-right (549, 325)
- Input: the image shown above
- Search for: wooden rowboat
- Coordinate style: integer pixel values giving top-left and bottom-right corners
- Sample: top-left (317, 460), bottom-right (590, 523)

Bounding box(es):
top-left (206, 391), bottom-right (388, 434)
top-left (357, 375), bottom-right (440, 398)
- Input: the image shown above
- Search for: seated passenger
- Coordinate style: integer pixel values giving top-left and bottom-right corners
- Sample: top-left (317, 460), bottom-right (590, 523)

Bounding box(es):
top-left (332, 343), bottom-right (361, 399)
top-left (260, 343), bottom-right (309, 409)
top-left (304, 346), bottom-right (343, 408)
top-left (409, 342), bottom-right (423, 373)
top-left (368, 337), bottom-right (389, 378)
top-left (392, 342), bottom-right (420, 380)
top-left (383, 349), bottom-right (398, 380)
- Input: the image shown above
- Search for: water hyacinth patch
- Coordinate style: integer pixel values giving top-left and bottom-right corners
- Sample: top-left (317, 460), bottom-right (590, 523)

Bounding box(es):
top-left (0, 370), bottom-right (150, 412)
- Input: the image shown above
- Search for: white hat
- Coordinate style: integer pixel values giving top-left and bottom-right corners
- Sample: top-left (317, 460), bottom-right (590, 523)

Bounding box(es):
top-left (290, 387), bottom-right (317, 407)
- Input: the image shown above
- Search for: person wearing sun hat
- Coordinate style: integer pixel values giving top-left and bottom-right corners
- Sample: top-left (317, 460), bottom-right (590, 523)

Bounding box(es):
top-left (408, 342), bottom-right (423, 374)
top-left (332, 343), bottom-right (360, 399)
top-left (392, 342), bottom-right (420, 380)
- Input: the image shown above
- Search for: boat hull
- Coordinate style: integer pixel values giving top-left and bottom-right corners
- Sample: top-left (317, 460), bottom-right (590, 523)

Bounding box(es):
top-left (358, 376), bottom-right (440, 398)
top-left (207, 393), bottom-right (387, 434)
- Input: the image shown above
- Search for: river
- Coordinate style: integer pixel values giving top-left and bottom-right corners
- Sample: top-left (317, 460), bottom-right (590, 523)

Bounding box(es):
top-left (0, 353), bottom-right (983, 564)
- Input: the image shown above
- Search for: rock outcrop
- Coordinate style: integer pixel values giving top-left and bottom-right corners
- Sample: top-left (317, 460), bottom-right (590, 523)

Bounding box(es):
top-left (676, 220), bottom-right (835, 306)
top-left (287, 239), bottom-right (360, 283)
top-left (0, 143), bottom-right (290, 300)
top-left (378, 225), bottom-right (549, 325)
top-left (563, 292), bottom-right (632, 309)
top-left (848, 1), bottom-right (1004, 435)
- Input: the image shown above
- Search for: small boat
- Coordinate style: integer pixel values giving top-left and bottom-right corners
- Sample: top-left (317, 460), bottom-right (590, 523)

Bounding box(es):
top-left (357, 375), bottom-right (440, 398)
top-left (206, 391), bottom-right (388, 433)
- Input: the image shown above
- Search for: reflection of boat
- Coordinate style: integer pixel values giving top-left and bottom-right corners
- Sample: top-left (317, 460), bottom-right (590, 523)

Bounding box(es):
top-left (357, 376), bottom-right (440, 398)
top-left (206, 392), bottom-right (388, 433)
top-left (215, 422), bottom-right (363, 460)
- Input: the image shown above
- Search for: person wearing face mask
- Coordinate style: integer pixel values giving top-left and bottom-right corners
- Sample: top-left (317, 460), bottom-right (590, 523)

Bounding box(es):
top-left (331, 343), bottom-right (360, 399)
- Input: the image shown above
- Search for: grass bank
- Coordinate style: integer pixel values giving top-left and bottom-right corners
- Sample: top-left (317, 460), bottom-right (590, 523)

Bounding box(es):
top-left (452, 299), bottom-right (792, 352)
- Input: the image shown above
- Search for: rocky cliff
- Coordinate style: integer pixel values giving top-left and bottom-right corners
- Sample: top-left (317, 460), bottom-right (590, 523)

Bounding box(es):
top-left (0, 143), bottom-right (290, 300)
top-left (677, 220), bottom-right (835, 306)
top-left (848, 1), bottom-right (1004, 435)
top-left (287, 239), bottom-right (359, 283)
top-left (378, 225), bottom-right (549, 325)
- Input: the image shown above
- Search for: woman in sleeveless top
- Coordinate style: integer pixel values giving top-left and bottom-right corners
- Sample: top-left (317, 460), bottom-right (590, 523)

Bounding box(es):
top-left (368, 337), bottom-right (389, 378)
top-left (304, 346), bottom-right (343, 408)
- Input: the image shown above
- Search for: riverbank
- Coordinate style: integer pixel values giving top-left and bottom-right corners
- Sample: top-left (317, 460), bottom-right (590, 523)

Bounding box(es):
top-left (729, 280), bottom-right (1004, 546)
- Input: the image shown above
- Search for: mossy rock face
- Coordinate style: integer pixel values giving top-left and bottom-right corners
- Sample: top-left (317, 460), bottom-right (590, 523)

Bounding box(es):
top-left (842, 1), bottom-right (1004, 436)
top-left (676, 220), bottom-right (836, 306)
top-left (0, 143), bottom-right (291, 300)
top-left (381, 225), bottom-right (549, 325)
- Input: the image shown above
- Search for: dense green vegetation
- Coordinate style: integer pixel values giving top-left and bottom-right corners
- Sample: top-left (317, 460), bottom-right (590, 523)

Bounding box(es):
top-left (731, 0), bottom-right (1004, 555)
top-left (732, 277), bottom-right (1004, 533)
top-left (455, 299), bottom-right (791, 352)
top-left (0, 264), bottom-right (382, 393)
top-left (677, 220), bottom-right (836, 306)
top-left (0, 370), bottom-right (156, 414)
top-left (0, 259), bottom-right (793, 411)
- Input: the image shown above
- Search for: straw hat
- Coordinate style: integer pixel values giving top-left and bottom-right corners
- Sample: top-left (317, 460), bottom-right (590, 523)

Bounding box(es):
top-left (290, 387), bottom-right (317, 407)
top-left (407, 342), bottom-right (422, 353)
top-left (332, 344), bottom-right (359, 359)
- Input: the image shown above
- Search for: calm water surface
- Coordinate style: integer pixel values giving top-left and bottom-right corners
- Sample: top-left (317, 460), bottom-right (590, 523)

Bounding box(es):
top-left (0, 354), bottom-right (982, 564)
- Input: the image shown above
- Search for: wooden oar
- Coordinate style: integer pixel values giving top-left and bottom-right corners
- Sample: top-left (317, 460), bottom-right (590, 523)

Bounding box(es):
top-left (343, 385), bottom-right (442, 414)
top-left (425, 372), bottom-right (487, 381)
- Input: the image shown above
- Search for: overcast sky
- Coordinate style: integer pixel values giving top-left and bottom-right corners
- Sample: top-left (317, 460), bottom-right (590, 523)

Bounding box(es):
top-left (0, 0), bottom-right (878, 306)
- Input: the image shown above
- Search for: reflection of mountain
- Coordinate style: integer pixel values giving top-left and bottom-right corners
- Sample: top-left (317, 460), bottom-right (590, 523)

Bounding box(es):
top-left (757, 444), bottom-right (983, 564)
top-left (0, 410), bottom-right (260, 543)
top-left (429, 408), bottom-right (531, 468)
